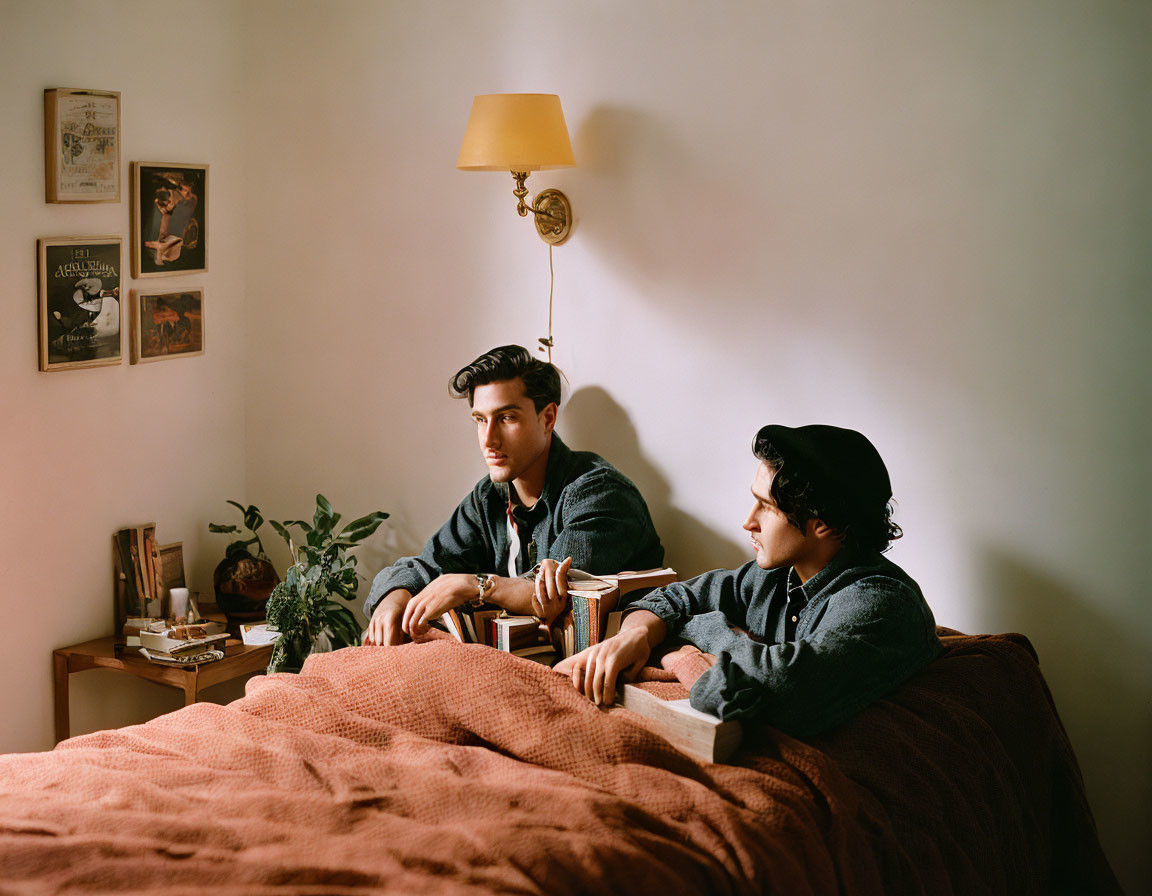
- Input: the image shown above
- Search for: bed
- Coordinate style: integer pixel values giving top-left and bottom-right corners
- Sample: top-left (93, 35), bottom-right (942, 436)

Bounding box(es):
top-left (0, 630), bottom-right (1120, 894)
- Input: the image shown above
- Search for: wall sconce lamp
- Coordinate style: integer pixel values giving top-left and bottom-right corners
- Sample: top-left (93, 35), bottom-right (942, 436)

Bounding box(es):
top-left (457, 94), bottom-right (575, 245)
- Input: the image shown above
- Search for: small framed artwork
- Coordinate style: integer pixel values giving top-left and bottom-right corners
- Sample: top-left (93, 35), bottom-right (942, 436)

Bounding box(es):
top-left (44, 88), bottom-right (121, 203)
top-left (37, 236), bottom-right (122, 371)
top-left (131, 162), bottom-right (208, 278)
top-left (131, 288), bottom-right (205, 363)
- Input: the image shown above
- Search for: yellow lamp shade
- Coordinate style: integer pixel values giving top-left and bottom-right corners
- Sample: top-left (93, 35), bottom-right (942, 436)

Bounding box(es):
top-left (457, 94), bottom-right (575, 171)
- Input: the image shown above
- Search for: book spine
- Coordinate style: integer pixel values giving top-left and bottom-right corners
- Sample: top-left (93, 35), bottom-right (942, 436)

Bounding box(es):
top-left (143, 530), bottom-right (159, 616)
top-left (116, 530), bottom-right (140, 618)
top-left (587, 594), bottom-right (602, 645)
top-left (129, 538), bottom-right (145, 615)
top-left (571, 595), bottom-right (590, 654)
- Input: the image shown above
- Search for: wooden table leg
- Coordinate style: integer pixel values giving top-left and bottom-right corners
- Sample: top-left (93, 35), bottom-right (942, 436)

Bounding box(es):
top-left (53, 652), bottom-right (70, 745)
top-left (183, 672), bottom-right (198, 706)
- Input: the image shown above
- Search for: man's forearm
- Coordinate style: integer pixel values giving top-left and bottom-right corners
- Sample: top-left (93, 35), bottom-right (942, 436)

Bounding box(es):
top-left (380, 589), bottom-right (413, 613)
top-left (620, 608), bottom-right (667, 650)
top-left (486, 576), bottom-right (536, 615)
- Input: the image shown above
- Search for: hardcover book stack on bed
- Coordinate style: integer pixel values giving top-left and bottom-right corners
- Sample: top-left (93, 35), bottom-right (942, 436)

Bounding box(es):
top-left (439, 606), bottom-right (557, 663)
top-left (551, 567), bottom-right (677, 659)
top-left (437, 567), bottom-right (677, 663)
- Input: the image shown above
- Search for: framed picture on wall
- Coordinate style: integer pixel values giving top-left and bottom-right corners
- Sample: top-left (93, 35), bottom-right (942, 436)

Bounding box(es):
top-left (131, 162), bottom-right (208, 278)
top-left (37, 236), bottom-right (122, 371)
top-left (43, 88), bottom-right (121, 203)
top-left (131, 288), bottom-right (205, 363)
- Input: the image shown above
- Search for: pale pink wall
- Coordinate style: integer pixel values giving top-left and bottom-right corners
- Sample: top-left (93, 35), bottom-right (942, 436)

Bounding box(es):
top-left (240, 2), bottom-right (1151, 889)
top-left (0, 0), bottom-right (1146, 890)
top-left (0, 1), bottom-right (250, 747)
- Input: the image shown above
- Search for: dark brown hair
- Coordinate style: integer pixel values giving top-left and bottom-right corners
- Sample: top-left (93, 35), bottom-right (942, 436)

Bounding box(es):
top-left (449, 345), bottom-right (561, 412)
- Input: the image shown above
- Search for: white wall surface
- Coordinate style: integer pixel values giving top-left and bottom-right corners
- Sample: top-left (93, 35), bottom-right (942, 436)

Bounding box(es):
top-left (242, 2), bottom-right (1150, 889)
top-left (0, 0), bottom-right (250, 746)
top-left (1, 0), bottom-right (1148, 890)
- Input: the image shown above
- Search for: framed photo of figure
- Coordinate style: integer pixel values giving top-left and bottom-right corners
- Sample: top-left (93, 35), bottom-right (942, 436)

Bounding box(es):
top-left (131, 162), bottom-right (208, 278)
top-left (44, 88), bottom-right (121, 203)
top-left (37, 236), bottom-right (122, 371)
top-left (131, 288), bottom-right (205, 363)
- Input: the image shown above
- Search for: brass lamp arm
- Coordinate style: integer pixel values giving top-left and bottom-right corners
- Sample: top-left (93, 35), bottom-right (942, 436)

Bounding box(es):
top-left (510, 171), bottom-right (562, 223)
top-left (509, 171), bottom-right (572, 245)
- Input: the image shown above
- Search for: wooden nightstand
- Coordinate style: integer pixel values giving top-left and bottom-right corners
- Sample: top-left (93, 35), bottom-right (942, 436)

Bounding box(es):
top-left (52, 635), bottom-right (273, 744)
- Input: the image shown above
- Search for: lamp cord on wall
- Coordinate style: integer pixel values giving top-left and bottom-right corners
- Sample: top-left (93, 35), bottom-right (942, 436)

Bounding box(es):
top-left (538, 243), bottom-right (554, 362)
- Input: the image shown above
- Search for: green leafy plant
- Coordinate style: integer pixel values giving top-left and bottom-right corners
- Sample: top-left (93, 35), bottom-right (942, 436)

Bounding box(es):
top-left (208, 501), bottom-right (270, 560)
top-left (264, 494), bottom-right (388, 673)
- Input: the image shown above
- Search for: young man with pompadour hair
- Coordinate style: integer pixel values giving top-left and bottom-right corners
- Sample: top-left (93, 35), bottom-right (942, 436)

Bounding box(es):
top-left (363, 344), bottom-right (664, 647)
top-left (554, 424), bottom-right (943, 736)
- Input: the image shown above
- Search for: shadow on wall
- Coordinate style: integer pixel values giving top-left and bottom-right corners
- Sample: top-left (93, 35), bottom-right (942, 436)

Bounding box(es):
top-left (571, 105), bottom-right (762, 303)
top-left (975, 546), bottom-right (1152, 893)
top-left (562, 386), bottom-right (747, 578)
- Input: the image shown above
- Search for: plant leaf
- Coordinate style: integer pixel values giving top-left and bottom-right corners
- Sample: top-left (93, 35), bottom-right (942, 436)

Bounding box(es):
top-left (337, 511), bottom-right (388, 543)
top-left (269, 519), bottom-right (292, 546)
top-left (209, 523), bottom-right (239, 534)
top-left (243, 507), bottom-right (265, 532)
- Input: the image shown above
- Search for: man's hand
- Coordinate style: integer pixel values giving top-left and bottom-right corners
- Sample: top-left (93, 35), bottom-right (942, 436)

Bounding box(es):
top-left (363, 590), bottom-right (412, 646)
top-left (553, 626), bottom-right (652, 706)
top-left (400, 574), bottom-right (477, 637)
top-left (533, 556), bottom-right (572, 632)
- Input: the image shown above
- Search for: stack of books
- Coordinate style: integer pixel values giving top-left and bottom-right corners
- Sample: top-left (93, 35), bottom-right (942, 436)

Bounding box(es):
top-left (114, 525), bottom-right (163, 622)
top-left (492, 615), bottom-right (556, 664)
top-left (439, 605), bottom-right (556, 663)
top-left (138, 620), bottom-right (228, 666)
top-left (435, 567), bottom-right (677, 663)
top-left (552, 567), bottom-right (677, 659)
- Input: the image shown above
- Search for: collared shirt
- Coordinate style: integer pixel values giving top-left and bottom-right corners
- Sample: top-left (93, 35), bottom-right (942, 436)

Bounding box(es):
top-left (505, 499), bottom-right (521, 577)
top-left (783, 569), bottom-right (807, 641)
top-left (364, 434), bottom-right (664, 617)
top-left (624, 548), bottom-right (943, 736)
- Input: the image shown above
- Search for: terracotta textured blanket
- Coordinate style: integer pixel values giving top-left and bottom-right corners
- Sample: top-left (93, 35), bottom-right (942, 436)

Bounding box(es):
top-left (0, 632), bottom-right (1120, 894)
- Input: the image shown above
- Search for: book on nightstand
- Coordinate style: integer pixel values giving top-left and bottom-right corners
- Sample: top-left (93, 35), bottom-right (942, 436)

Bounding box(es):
top-left (139, 647), bottom-right (224, 666)
top-left (138, 621), bottom-right (229, 662)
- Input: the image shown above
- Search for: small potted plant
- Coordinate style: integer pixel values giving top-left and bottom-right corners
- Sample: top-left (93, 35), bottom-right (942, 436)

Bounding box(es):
top-left (208, 501), bottom-right (280, 627)
top-left (264, 494), bottom-right (388, 673)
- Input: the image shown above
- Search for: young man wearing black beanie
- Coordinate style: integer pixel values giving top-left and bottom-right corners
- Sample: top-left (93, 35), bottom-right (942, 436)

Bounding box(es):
top-left (554, 424), bottom-right (942, 737)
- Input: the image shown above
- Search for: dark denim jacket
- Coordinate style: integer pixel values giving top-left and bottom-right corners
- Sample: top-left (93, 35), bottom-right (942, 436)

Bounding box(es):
top-left (365, 435), bottom-right (664, 617)
top-left (625, 548), bottom-right (942, 736)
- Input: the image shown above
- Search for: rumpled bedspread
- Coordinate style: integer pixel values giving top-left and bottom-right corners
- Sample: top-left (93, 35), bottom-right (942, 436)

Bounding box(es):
top-left (0, 632), bottom-right (1120, 895)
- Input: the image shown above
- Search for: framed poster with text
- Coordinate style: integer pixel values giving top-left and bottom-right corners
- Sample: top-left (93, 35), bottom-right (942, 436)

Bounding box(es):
top-left (37, 236), bottom-right (122, 371)
top-left (44, 88), bottom-right (121, 203)
top-left (131, 162), bottom-right (208, 278)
